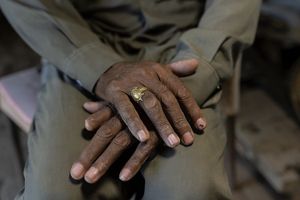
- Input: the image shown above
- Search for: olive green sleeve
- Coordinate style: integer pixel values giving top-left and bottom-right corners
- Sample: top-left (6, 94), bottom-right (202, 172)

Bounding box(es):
top-left (0, 0), bottom-right (123, 92)
top-left (172, 0), bottom-right (261, 105)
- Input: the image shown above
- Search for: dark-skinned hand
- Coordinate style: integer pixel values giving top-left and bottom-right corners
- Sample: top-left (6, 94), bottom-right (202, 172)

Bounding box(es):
top-left (70, 59), bottom-right (207, 183)
top-left (73, 101), bottom-right (160, 183)
top-left (94, 59), bottom-right (206, 146)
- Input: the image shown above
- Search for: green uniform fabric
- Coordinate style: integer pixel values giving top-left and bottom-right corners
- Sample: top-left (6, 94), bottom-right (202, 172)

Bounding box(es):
top-left (0, 0), bottom-right (260, 103)
top-left (16, 64), bottom-right (231, 199)
top-left (0, 0), bottom-right (261, 199)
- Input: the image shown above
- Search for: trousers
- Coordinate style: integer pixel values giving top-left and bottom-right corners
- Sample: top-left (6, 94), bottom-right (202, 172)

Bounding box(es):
top-left (15, 64), bottom-right (231, 200)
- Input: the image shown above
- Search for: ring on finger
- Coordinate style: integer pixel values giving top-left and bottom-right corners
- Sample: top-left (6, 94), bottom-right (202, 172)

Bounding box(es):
top-left (130, 86), bottom-right (148, 102)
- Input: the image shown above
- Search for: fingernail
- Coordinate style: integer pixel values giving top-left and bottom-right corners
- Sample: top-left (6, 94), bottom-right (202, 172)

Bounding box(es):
top-left (167, 134), bottom-right (180, 147)
top-left (83, 102), bottom-right (103, 112)
top-left (85, 167), bottom-right (99, 183)
top-left (83, 102), bottom-right (91, 109)
top-left (137, 130), bottom-right (148, 142)
top-left (119, 168), bottom-right (131, 181)
top-left (182, 131), bottom-right (194, 145)
top-left (83, 102), bottom-right (95, 112)
top-left (196, 118), bottom-right (206, 130)
top-left (70, 163), bottom-right (84, 179)
top-left (85, 119), bottom-right (93, 131)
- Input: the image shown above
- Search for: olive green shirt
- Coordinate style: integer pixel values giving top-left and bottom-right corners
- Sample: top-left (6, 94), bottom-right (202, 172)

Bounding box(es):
top-left (0, 0), bottom-right (260, 104)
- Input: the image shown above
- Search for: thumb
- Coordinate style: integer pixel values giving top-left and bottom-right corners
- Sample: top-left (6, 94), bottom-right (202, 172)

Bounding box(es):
top-left (83, 101), bottom-right (106, 113)
top-left (167, 59), bottom-right (199, 77)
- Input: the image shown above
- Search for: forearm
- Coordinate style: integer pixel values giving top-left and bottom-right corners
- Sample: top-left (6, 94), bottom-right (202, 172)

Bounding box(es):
top-left (0, 0), bottom-right (123, 92)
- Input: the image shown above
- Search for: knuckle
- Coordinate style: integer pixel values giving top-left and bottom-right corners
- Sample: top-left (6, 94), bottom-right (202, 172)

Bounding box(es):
top-left (136, 144), bottom-right (153, 160)
top-left (125, 116), bottom-right (139, 128)
top-left (111, 116), bottom-right (122, 127)
top-left (143, 94), bottom-right (159, 110)
top-left (103, 106), bottom-right (113, 116)
top-left (116, 96), bottom-right (132, 111)
top-left (134, 147), bottom-right (150, 162)
top-left (177, 87), bottom-right (190, 101)
top-left (161, 92), bottom-right (176, 107)
top-left (129, 156), bottom-right (141, 167)
top-left (157, 85), bottom-right (169, 95)
top-left (97, 160), bottom-right (109, 171)
top-left (122, 104), bottom-right (134, 115)
top-left (158, 123), bottom-right (173, 135)
top-left (138, 148), bottom-right (151, 159)
top-left (174, 118), bottom-right (188, 130)
top-left (138, 67), bottom-right (149, 77)
top-left (119, 107), bottom-right (136, 123)
top-left (97, 126), bottom-right (113, 139)
top-left (107, 80), bottom-right (121, 92)
top-left (113, 133), bottom-right (131, 148)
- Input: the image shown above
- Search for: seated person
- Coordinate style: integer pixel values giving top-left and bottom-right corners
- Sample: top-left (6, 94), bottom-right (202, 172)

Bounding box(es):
top-left (0, 0), bottom-right (260, 199)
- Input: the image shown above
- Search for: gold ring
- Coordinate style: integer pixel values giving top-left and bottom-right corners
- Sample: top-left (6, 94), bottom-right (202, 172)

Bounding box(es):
top-left (130, 86), bottom-right (147, 102)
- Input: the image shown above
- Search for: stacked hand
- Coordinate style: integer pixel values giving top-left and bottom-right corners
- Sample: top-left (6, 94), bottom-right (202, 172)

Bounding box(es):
top-left (70, 59), bottom-right (207, 183)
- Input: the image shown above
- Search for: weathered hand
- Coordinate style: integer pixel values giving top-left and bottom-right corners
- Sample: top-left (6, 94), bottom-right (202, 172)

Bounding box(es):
top-left (71, 102), bottom-right (159, 183)
top-left (70, 59), bottom-right (206, 183)
top-left (94, 59), bottom-right (206, 148)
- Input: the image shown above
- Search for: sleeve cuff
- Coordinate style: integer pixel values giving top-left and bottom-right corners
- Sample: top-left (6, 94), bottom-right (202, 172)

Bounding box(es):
top-left (181, 57), bottom-right (221, 106)
top-left (62, 41), bottom-right (124, 92)
top-left (171, 29), bottom-right (229, 106)
top-left (176, 28), bottom-right (227, 62)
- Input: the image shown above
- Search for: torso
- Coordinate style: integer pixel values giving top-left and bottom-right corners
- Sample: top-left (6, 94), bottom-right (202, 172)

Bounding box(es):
top-left (73, 0), bottom-right (205, 61)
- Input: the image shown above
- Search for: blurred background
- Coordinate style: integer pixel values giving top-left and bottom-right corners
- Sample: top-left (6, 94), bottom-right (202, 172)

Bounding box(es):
top-left (0, 0), bottom-right (299, 199)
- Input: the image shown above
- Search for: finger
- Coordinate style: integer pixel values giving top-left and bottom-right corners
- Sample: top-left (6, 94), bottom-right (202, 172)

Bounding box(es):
top-left (119, 131), bottom-right (159, 181)
top-left (138, 90), bottom-right (180, 147)
top-left (144, 80), bottom-right (194, 145)
top-left (70, 116), bottom-right (123, 180)
top-left (112, 92), bottom-right (150, 142)
top-left (153, 65), bottom-right (207, 130)
top-left (85, 106), bottom-right (113, 131)
top-left (168, 59), bottom-right (199, 77)
top-left (84, 129), bottom-right (135, 183)
top-left (83, 101), bottom-right (107, 113)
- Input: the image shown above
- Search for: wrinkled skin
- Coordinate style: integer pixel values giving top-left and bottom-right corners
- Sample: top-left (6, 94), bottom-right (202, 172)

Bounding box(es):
top-left (70, 59), bottom-right (207, 183)
top-left (95, 60), bottom-right (206, 146)
top-left (78, 102), bottom-right (160, 183)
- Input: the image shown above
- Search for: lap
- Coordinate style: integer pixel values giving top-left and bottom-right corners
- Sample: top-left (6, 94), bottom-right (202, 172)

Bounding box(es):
top-left (142, 109), bottom-right (231, 200)
top-left (18, 65), bottom-right (231, 200)
top-left (18, 65), bottom-right (124, 200)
